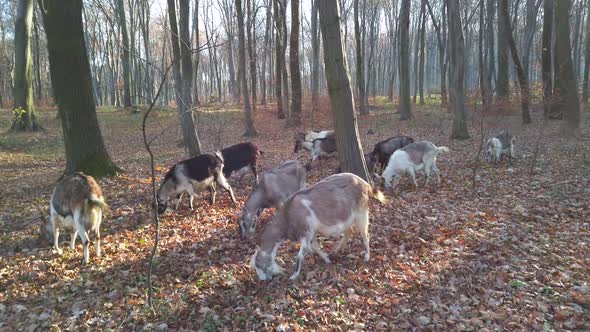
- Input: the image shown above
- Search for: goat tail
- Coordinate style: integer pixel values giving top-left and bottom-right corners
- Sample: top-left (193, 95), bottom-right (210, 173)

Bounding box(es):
top-left (214, 150), bottom-right (224, 163)
top-left (87, 195), bottom-right (109, 212)
top-left (370, 186), bottom-right (388, 204)
top-left (437, 146), bottom-right (450, 154)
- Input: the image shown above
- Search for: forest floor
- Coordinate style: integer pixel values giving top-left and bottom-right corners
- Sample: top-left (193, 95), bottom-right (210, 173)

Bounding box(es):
top-left (0, 100), bottom-right (589, 331)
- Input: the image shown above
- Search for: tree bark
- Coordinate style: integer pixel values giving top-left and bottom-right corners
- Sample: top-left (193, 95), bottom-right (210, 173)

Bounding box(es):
top-left (318, 0), bottom-right (369, 181)
top-left (287, 0), bottom-right (302, 126)
top-left (40, 0), bottom-right (120, 177)
top-left (542, 0), bottom-right (555, 117)
top-left (398, 0), bottom-right (413, 120)
top-left (554, 0), bottom-right (580, 130)
top-left (273, 0), bottom-right (285, 118)
top-left (168, 0), bottom-right (202, 156)
top-left (311, 0), bottom-right (320, 114)
top-left (448, 0), bottom-right (469, 140)
top-left (425, 0), bottom-right (447, 105)
top-left (418, 0), bottom-right (426, 105)
top-left (246, 0), bottom-right (257, 111)
top-left (582, 0), bottom-right (590, 104)
top-left (236, 0), bottom-right (258, 136)
top-left (501, 0), bottom-right (531, 124)
top-left (115, 0), bottom-right (132, 107)
top-left (261, 0), bottom-right (272, 105)
top-left (354, 0), bottom-right (367, 115)
top-left (496, 0), bottom-right (510, 101)
top-left (12, 0), bottom-right (40, 131)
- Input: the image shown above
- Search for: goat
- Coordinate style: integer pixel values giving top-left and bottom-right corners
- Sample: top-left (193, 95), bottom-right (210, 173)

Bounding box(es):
top-left (302, 134), bottom-right (337, 170)
top-left (382, 141), bottom-right (449, 190)
top-left (40, 173), bottom-right (107, 265)
top-left (293, 130), bottom-right (334, 153)
top-left (157, 152), bottom-right (236, 214)
top-left (250, 173), bottom-right (386, 281)
top-left (370, 135), bottom-right (414, 174)
top-left (236, 160), bottom-right (306, 238)
top-left (221, 142), bottom-right (263, 183)
top-left (486, 131), bottom-right (515, 163)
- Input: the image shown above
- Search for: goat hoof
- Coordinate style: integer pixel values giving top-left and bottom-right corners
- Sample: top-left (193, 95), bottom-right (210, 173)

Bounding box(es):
top-left (54, 248), bottom-right (63, 255)
top-left (289, 274), bottom-right (300, 281)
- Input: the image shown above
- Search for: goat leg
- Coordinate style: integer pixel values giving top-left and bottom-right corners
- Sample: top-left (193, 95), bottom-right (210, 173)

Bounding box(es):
top-left (289, 239), bottom-right (311, 280)
top-left (209, 184), bottom-right (217, 205)
top-left (70, 231), bottom-right (78, 250)
top-left (311, 239), bottom-right (331, 263)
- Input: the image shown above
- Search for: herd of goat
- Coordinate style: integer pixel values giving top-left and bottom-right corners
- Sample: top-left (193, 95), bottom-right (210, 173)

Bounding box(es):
top-left (41, 130), bottom-right (515, 280)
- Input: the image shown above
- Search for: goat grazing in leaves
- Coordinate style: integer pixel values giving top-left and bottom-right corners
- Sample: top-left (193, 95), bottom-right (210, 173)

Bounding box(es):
top-left (250, 173), bottom-right (386, 281)
top-left (41, 173), bottom-right (108, 265)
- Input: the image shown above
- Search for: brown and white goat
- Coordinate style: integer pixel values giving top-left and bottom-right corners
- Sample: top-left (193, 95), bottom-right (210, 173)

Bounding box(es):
top-left (382, 141), bottom-right (449, 190)
top-left (250, 173), bottom-right (386, 281)
top-left (157, 152), bottom-right (236, 213)
top-left (293, 130), bottom-right (334, 153)
top-left (236, 160), bottom-right (306, 238)
top-left (41, 173), bottom-right (107, 265)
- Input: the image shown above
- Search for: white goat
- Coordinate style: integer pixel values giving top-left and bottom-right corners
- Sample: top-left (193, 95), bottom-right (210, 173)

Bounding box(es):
top-left (41, 173), bottom-right (108, 265)
top-left (382, 141), bottom-right (449, 190)
top-left (250, 173), bottom-right (386, 281)
top-left (486, 131), bottom-right (515, 163)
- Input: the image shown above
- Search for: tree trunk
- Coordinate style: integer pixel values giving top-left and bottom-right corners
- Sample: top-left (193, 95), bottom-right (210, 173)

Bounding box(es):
top-left (398, 0), bottom-right (412, 120)
top-left (260, 0), bottom-right (272, 105)
top-left (192, 0), bottom-right (201, 105)
top-left (523, 0), bottom-right (540, 81)
top-left (116, 0), bottom-right (132, 107)
top-left (425, 0), bottom-right (447, 105)
top-left (478, 0), bottom-right (492, 107)
top-left (554, 0), bottom-right (580, 130)
top-left (496, 0), bottom-right (510, 101)
top-left (12, 0), bottom-right (40, 131)
top-left (582, 0), bottom-right (590, 104)
top-left (40, 0), bottom-right (120, 177)
top-left (168, 0), bottom-right (202, 156)
top-left (542, 0), bottom-right (555, 117)
top-left (354, 0), bottom-right (367, 115)
top-left (311, 0), bottom-right (320, 115)
top-left (418, 0), bottom-right (426, 105)
top-left (33, 12), bottom-right (42, 101)
top-left (273, 0), bottom-right (285, 118)
top-left (501, 0), bottom-right (531, 124)
top-left (318, 0), bottom-right (369, 181)
top-left (246, 0), bottom-right (257, 112)
top-left (287, 0), bottom-right (302, 127)
top-left (236, 0), bottom-right (258, 137)
top-left (448, 0), bottom-right (469, 140)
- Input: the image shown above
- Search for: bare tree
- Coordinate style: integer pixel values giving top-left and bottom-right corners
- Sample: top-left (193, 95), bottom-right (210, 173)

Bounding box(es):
top-left (554, 0), bottom-right (580, 131)
top-left (448, 0), bottom-right (469, 139)
top-left (354, 0), bottom-right (367, 115)
top-left (168, 0), bottom-right (202, 156)
top-left (318, 0), bottom-right (369, 181)
top-left (236, 0), bottom-right (258, 136)
top-left (310, 0), bottom-right (320, 114)
top-left (496, 0), bottom-right (510, 101)
top-left (398, 0), bottom-right (412, 120)
top-left (40, 0), bottom-right (120, 177)
top-left (11, 0), bottom-right (39, 131)
top-left (542, 0), bottom-right (556, 118)
top-left (501, 0), bottom-right (531, 124)
top-left (115, 0), bottom-right (131, 107)
top-left (287, 0), bottom-right (302, 126)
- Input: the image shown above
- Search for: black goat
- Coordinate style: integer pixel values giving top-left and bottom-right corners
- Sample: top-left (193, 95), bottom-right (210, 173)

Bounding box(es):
top-left (371, 135), bottom-right (414, 174)
top-left (221, 142), bottom-right (263, 183)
